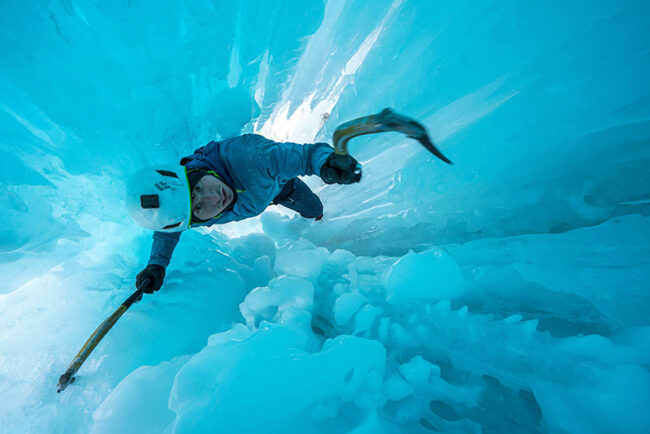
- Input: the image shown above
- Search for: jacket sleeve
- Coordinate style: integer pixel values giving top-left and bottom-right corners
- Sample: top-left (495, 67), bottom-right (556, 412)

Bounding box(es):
top-left (265, 138), bottom-right (334, 180)
top-left (147, 230), bottom-right (182, 268)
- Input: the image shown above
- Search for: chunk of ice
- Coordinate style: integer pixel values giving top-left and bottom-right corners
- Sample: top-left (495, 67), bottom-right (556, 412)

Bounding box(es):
top-left (386, 248), bottom-right (465, 304)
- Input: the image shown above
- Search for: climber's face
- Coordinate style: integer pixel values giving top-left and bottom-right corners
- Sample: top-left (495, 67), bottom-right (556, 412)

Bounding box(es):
top-left (191, 175), bottom-right (234, 221)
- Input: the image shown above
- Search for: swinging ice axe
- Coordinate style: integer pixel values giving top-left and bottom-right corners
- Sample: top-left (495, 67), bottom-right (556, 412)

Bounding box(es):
top-left (333, 108), bottom-right (452, 164)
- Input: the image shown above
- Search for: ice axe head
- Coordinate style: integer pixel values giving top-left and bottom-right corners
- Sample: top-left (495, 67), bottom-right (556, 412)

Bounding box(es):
top-left (333, 108), bottom-right (453, 165)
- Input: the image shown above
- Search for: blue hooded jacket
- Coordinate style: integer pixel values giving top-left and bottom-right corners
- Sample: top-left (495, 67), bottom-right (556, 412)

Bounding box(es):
top-left (148, 134), bottom-right (334, 268)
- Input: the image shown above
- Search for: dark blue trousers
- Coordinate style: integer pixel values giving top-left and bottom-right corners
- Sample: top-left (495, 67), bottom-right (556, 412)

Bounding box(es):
top-left (272, 178), bottom-right (323, 219)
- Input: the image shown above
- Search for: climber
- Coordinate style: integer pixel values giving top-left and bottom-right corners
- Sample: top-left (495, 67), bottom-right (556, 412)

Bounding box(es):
top-left (125, 133), bottom-right (361, 294)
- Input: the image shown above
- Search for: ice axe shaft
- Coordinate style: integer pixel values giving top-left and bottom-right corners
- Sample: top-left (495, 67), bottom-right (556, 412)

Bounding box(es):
top-left (332, 108), bottom-right (452, 164)
top-left (56, 282), bottom-right (148, 393)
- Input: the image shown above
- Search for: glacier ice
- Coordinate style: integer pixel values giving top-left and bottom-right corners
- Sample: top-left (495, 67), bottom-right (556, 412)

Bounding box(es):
top-left (1, 0), bottom-right (650, 433)
top-left (385, 248), bottom-right (466, 304)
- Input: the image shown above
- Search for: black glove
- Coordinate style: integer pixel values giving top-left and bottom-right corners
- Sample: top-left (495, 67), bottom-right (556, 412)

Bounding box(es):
top-left (320, 153), bottom-right (362, 184)
top-left (136, 264), bottom-right (166, 294)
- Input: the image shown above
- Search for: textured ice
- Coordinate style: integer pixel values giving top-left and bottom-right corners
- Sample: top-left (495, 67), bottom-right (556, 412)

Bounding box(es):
top-left (1, 0), bottom-right (650, 433)
top-left (334, 292), bottom-right (367, 326)
top-left (385, 248), bottom-right (466, 304)
top-left (383, 373), bottom-right (414, 402)
top-left (398, 356), bottom-right (440, 389)
top-left (169, 330), bottom-right (386, 433)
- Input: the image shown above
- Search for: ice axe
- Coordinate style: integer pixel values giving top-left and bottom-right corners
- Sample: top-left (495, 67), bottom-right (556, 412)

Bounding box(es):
top-left (332, 107), bottom-right (452, 164)
top-left (56, 280), bottom-right (149, 393)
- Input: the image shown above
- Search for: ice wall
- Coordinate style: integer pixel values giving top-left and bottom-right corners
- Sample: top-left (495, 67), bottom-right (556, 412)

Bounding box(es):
top-left (1, 0), bottom-right (649, 433)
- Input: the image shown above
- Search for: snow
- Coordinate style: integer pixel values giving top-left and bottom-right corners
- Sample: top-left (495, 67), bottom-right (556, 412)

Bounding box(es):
top-left (1, 0), bottom-right (650, 433)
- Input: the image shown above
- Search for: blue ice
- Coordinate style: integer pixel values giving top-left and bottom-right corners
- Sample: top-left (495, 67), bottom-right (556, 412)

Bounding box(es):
top-left (1, 0), bottom-right (649, 433)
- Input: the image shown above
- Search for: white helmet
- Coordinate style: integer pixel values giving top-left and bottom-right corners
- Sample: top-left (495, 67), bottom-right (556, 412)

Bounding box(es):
top-left (125, 165), bottom-right (191, 232)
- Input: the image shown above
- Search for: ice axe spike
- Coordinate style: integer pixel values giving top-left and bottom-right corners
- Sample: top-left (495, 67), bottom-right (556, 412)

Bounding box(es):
top-left (332, 108), bottom-right (452, 165)
top-left (56, 280), bottom-right (149, 393)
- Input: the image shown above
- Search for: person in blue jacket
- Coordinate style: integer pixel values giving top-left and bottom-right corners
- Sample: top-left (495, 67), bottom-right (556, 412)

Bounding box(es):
top-left (125, 133), bottom-right (361, 294)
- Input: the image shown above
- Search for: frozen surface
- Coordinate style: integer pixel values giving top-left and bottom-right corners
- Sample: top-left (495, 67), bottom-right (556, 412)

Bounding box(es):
top-left (1, 0), bottom-right (650, 433)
